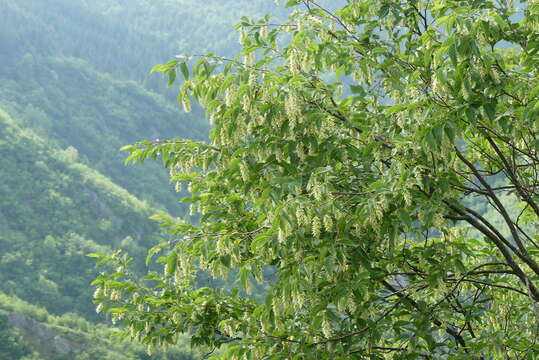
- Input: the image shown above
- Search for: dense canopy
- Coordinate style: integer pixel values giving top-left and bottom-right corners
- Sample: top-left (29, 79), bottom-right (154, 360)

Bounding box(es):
top-left (93, 0), bottom-right (539, 358)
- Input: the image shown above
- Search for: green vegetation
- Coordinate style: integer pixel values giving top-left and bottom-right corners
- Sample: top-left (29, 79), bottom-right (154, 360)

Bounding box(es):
top-left (0, 0), bottom-right (280, 215)
top-left (93, 0), bottom-right (539, 358)
top-left (0, 54), bottom-right (208, 213)
top-left (0, 293), bottom-right (196, 360)
top-left (5, 0), bottom-right (537, 358)
top-left (0, 1), bottom-right (282, 358)
top-left (0, 313), bottom-right (31, 360)
top-left (0, 0), bottom-right (281, 90)
top-left (0, 107), bottom-right (168, 320)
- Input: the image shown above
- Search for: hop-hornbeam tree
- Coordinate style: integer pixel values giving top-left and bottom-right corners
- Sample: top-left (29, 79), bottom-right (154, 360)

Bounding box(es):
top-left (91, 0), bottom-right (539, 358)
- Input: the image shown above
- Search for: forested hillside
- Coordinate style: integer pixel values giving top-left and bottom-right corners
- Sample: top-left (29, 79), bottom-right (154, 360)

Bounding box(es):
top-left (0, 0), bottom-right (280, 85)
top-left (0, 107), bottom-right (165, 319)
top-left (0, 0), bottom-right (284, 358)
top-left (0, 55), bottom-right (207, 213)
top-left (0, 293), bottom-right (195, 360)
top-left (0, 0), bottom-right (283, 213)
top-left (2, 0), bottom-right (537, 358)
top-left (0, 107), bottom-right (205, 358)
top-left (86, 0), bottom-right (539, 358)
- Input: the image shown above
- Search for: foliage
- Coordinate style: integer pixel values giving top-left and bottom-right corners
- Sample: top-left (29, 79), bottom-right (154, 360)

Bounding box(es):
top-left (0, 293), bottom-right (197, 360)
top-left (0, 108), bottom-right (172, 320)
top-left (0, 0), bottom-right (283, 92)
top-left (0, 54), bottom-right (208, 214)
top-left (93, 0), bottom-right (539, 358)
top-left (79, 0), bottom-right (286, 58)
top-left (0, 0), bottom-right (295, 358)
top-left (0, 313), bottom-right (31, 360)
top-left (0, 0), bottom-right (273, 213)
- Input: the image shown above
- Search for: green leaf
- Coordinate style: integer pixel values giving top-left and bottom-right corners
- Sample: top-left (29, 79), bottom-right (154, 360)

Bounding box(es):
top-left (146, 242), bottom-right (169, 266)
top-left (220, 254), bottom-right (231, 268)
top-left (285, 0), bottom-right (300, 8)
top-left (179, 62), bottom-right (189, 80)
top-left (119, 145), bottom-right (133, 151)
top-left (166, 252), bottom-right (177, 275)
top-left (444, 122), bottom-right (456, 142)
top-left (483, 101), bottom-right (496, 121)
top-left (150, 64), bottom-right (166, 73)
top-left (167, 68), bottom-right (176, 86)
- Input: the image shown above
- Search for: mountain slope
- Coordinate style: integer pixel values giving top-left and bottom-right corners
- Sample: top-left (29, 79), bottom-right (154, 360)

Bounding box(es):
top-left (0, 0), bottom-right (283, 85)
top-left (0, 293), bottom-right (196, 360)
top-left (0, 55), bottom-right (206, 214)
top-left (0, 0), bottom-right (292, 357)
top-left (0, 0), bottom-right (293, 214)
top-left (0, 107), bottom-right (171, 320)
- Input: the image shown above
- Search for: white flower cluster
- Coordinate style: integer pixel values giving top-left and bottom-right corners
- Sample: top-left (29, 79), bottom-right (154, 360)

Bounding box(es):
top-left (242, 94), bottom-right (250, 112)
top-left (248, 72), bottom-right (257, 88)
top-left (244, 52), bottom-right (255, 67)
top-left (405, 86), bottom-right (420, 99)
top-left (296, 206), bottom-right (307, 226)
top-left (225, 85), bottom-right (237, 107)
top-left (239, 27), bottom-right (247, 45)
top-left (312, 216), bottom-right (322, 238)
top-left (311, 181), bottom-right (323, 201)
top-left (287, 48), bottom-right (302, 75)
top-left (259, 25), bottom-right (269, 39)
top-left (215, 123), bottom-right (235, 147)
top-left (239, 162), bottom-right (249, 182)
top-left (278, 227), bottom-right (286, 243)
top-left (320, 117), bottom-right (337, 139)
top-left (111, 310), bottom-right (125, 324)
top-left (284, 92), bottom-right (302, 129)
top-left (95, 303), bottom-right (104, 314)
top-left (173, 269), bottom-right (182, 285)
top-left (111, 289), bottom-right (121, 301)
top-left (182, 97), bottom-right (191, 113)
top-left (403, 189), bottom-right (412, 207)
top-left (322, 317), bottom-right (333, 338)
top-left (308, 15), bottom-right (323, 26)
top-left (272, 296), bottom-right (281, 318)
top-left (93, 287), bottom-right (103, 299)
top-left (296, 19), bottom-right (304, 32)
top-left (292, 291), bottom-right (305, 310)
top-left (323, 214), bottom-right (333, 232)
top-left (347, 295), bottom-right (357, 312)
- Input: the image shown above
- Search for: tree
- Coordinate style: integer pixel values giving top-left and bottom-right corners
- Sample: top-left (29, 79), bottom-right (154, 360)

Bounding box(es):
top-left (91, 0), bottom-right (539, 358)
top-left (0, 314), bottom-right (31, 360)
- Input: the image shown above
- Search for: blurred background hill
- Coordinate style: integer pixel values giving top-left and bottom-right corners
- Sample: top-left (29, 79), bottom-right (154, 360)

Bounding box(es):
top-left (0, 1), bottom-right (286, 358)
